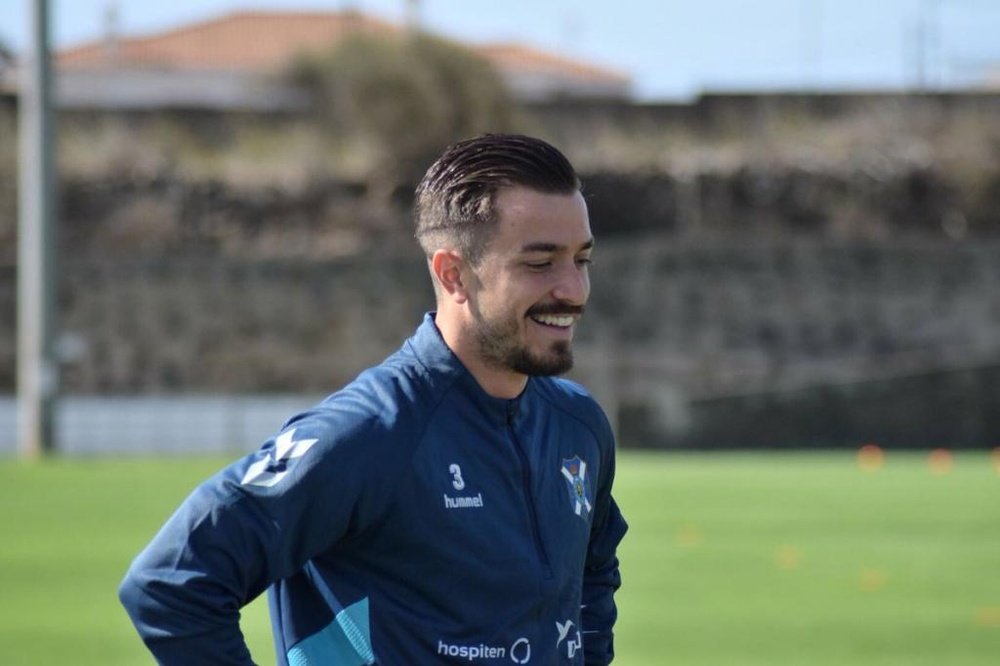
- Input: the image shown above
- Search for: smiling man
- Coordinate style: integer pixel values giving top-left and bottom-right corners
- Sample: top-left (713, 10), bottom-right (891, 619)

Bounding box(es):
top-left (119, 134), bottom-right (627, 665)
top-left (427, 182), bottom-right (592, 395)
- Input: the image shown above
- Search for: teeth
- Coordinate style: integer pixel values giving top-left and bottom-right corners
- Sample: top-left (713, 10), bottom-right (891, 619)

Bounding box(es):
top-left (532, 314), bottom-right (575, 327)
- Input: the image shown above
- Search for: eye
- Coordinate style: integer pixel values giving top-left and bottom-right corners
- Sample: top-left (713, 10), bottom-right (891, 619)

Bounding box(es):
top-left (576, 256), bottom-right (593, 267)
top-left (524, 261), bottom-right (552, 271)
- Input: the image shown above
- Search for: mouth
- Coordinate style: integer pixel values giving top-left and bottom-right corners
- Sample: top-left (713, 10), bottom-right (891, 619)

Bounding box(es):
top-left (526, 304), bottom-right (584, 332)
top-left (529, 313), bottom-right (578, 329)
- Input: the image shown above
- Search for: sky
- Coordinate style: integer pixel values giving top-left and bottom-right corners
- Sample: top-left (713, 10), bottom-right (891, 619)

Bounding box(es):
top-left (1, 0), bottom-right (999, 100)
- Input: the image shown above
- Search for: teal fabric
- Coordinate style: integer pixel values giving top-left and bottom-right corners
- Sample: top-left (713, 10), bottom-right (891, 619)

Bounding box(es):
top-left (287, 597), bottom-right (375, 665)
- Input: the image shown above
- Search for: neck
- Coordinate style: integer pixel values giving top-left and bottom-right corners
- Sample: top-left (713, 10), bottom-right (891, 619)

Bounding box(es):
top-left (434, 310), bottom-right (528, 400)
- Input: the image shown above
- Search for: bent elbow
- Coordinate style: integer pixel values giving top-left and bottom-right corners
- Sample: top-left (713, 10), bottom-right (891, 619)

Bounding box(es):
top-left (118, 566), bottom-right (143, 615)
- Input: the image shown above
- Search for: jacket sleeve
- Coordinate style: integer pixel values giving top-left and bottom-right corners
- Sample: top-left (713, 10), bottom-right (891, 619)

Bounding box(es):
top-left (118, 407), bottom-right (393, 665)
top-left (581, 426), bottom-right (628, 666)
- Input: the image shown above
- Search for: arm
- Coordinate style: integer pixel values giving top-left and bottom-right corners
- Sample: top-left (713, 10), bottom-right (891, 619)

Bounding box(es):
top-left (117, 483), bottom-right (275, 665)
top-left (118, 411), bottom-right (385, 664)
top-left (581, 437), bottom-right (628, 665)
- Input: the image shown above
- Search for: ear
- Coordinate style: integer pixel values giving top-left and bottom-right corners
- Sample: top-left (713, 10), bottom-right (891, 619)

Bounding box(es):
top-left (430, 249), bottom-right (469, 304)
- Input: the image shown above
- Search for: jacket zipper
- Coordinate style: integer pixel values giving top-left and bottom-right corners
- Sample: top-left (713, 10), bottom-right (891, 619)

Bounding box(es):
top-left (507, 404), bottom-right (554, 580)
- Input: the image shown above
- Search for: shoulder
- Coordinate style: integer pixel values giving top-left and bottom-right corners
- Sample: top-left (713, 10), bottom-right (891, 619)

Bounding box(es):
top-left (231, 358), bottom-right (444, 503)
top-left (532, 376), bottom-right (614, 445)
top-left (280, 352), bottom-right (451, 456)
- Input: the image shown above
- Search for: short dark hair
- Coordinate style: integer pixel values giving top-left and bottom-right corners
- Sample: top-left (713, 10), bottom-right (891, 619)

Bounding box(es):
top-left (414, 134), bottom-right (580, 264)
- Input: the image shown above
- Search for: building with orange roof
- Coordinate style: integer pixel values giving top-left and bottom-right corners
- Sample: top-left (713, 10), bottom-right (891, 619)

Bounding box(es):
top-left (982, 64), bottom-right (1000, 90)
top-left (476, 43), bottom-right (631, 101)
top-left (32, 9), bottom-right (630, 109)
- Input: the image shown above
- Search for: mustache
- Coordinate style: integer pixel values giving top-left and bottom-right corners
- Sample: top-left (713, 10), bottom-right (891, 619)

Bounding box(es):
top-left (526, 303), bottom-right (585, 318)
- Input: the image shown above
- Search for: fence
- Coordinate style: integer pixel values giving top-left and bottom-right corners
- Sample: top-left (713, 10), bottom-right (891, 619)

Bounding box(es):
top-left (0, 394), bottom-right (324, 456)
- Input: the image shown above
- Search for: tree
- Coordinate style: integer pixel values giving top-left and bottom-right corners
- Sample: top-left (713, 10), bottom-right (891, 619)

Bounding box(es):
top-left (287, 31), bottom-right (522, 198)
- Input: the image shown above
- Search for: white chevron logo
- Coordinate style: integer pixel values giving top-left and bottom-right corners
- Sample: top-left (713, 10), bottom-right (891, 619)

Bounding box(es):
top-left (556, 619), bottom-right (582, 658)
top-left (241, 429), bottom-right (319, 488)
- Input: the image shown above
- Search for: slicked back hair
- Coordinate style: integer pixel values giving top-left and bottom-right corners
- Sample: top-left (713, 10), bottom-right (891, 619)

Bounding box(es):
top-left (414, 134), bottom-right (581, 266)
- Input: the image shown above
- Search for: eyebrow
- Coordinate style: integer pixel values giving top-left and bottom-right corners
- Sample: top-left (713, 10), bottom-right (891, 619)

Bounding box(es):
top-left (520, 238), bottom-right (595, 254)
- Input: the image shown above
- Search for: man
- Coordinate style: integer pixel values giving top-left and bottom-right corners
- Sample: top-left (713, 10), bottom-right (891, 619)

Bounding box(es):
top-left (119, 134), bottom-right (627, 665)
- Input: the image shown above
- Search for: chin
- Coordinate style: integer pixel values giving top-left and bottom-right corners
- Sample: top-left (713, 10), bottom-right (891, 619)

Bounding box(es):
top-left (515, 345), bottom-right (574, 377)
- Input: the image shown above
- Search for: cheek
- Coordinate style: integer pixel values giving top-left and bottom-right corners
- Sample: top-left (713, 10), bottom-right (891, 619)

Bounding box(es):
top-left (478, 270), bottom-right (550, 317)
top-left (478, 283), bottom-right (521, 320)
top-left (490, 274), bottom-right (532, 304)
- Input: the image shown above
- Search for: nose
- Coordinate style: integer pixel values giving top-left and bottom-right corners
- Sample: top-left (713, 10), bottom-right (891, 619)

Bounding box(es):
top-left (552, 262), bottom-right (590, 306)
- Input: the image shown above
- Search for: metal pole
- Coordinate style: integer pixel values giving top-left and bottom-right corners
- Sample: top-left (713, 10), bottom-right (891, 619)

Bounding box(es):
top-left (17, 0), bottom-right (58, 458)
top-left (800, 0), bottom-right (823, 90)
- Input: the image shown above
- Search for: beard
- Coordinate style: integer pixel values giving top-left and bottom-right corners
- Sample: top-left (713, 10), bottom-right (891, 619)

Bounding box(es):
top-left (472, 302), bottom-right (580, 377)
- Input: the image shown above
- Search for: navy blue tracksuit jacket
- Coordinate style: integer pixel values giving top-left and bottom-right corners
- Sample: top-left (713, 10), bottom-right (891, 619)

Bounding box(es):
top-left (119, 313), bottom-right (627, 664)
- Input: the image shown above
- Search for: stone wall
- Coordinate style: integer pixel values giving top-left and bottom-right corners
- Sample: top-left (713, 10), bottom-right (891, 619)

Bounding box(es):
top-left (581, 235), bottom-right (1000, 449)
top-left (4, 230), bottom-right (998, 448)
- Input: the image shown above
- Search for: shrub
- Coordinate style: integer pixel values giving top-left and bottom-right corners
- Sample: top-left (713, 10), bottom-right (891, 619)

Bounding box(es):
top-left (286, 31), bottom-right (521, 196)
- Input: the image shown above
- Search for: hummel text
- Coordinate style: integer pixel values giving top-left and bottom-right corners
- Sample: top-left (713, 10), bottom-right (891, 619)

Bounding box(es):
top-left (443, 492), bottom-right (484, 509)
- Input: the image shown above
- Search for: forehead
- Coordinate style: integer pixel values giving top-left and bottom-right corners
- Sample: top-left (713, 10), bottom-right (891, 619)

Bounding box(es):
top-left (491, 186), bottom-right (591, 252)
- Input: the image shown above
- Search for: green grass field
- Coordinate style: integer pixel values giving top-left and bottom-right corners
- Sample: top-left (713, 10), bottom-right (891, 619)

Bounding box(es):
top-left (1, 451), bottom-right (998, 664)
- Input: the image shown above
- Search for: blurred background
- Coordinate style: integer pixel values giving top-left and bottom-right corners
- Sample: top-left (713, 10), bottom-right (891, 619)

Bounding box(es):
top-left (1, 0), bottom-right (999, 453)
top-left (0, 1), bottom-right (999, 664)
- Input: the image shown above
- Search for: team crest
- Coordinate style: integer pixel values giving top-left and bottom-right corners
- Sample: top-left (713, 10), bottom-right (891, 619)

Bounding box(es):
top-left (560, 456), bottom-right (592, 519)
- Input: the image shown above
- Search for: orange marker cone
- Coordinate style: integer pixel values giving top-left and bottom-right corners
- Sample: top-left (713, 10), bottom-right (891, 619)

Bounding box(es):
top-left (928, 448), bottom-right (953, 475)
top-left (857, 444), bottom-right (884, 473)
top-left (774, 544), bottom-right (803, 571)
top-left (676, 523), bottom-right (702, 547)
top-left (860, 568), bottom-right (888, 592)
top-left (975, 607), bottom-right (1000, 628)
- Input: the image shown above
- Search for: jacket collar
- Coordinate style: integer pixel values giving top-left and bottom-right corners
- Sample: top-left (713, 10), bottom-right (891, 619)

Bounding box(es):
top-left (408, 312), bottom-right (528, 426)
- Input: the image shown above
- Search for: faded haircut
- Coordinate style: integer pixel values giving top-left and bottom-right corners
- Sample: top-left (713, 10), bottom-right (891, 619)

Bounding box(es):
top-left (414, 134), bottom-right (580, 266)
